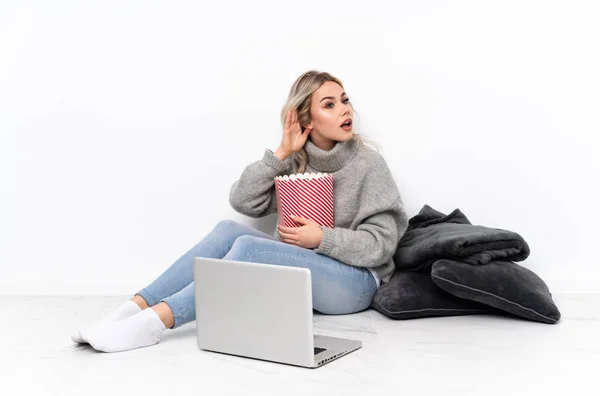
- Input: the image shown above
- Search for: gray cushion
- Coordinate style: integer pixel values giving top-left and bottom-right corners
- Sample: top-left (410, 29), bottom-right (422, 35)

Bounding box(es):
top-left (371, 271), bottom-right (495, 319)
top-left (431, 259), bottom-right (561, 324)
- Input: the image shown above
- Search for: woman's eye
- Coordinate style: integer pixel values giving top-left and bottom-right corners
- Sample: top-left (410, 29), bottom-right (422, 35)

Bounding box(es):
top-left (326, 98), bottom-right (350, 108)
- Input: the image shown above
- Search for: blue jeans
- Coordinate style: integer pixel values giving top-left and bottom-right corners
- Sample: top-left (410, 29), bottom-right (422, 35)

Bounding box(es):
top-left (135, 219), bottom-right (377, 329)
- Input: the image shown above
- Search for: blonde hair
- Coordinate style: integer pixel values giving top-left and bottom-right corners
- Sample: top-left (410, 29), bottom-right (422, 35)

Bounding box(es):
top-left (280, 70), bottom-right (382, 174)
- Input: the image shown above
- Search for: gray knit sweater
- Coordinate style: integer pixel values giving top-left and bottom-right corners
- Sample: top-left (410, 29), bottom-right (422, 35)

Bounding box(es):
top-left (229, 137), bottom-right (409, 285)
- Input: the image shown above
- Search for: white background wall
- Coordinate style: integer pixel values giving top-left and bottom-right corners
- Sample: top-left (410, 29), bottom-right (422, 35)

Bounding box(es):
top-left (1, 0), bottom-right (598, 295)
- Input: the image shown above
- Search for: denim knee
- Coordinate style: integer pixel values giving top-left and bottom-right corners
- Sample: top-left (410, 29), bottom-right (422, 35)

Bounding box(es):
top-left (213, 219), bottom-right (239, 233)
top-left (213, 219), bottom-right (259, 240)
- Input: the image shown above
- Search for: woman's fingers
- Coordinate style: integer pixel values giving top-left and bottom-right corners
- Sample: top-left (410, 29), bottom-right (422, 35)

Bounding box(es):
top-left (278, 224), bottom-right (297, 232)
top-left (281, 237), bottom-right (297, 245)
top-left (278, 226), bottom-right (298, 241)
top-left (278, 229), bottom-right (296, 238)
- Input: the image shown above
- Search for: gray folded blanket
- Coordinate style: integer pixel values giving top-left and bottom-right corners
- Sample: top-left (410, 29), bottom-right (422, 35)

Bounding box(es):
top-left (393, 204), bottom-right (531, 272)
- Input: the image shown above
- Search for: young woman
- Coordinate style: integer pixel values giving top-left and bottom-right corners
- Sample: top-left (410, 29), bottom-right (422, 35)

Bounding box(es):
top-left (71, 70), bottom-right (409, 353)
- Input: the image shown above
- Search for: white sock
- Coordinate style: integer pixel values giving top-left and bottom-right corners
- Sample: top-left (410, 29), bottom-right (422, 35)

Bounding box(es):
top-left (71, 300), bottom-right (142, 344)
top-left (81, 307), bottom-right (167, 353)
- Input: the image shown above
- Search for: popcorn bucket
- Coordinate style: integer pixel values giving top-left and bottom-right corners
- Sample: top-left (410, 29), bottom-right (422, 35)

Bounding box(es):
top-left (274, 172), bottom-right (334, 228)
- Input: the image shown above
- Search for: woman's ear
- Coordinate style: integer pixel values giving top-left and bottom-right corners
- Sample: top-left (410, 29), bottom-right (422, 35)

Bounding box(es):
top-left (302, 122), bottom-right (313, 132)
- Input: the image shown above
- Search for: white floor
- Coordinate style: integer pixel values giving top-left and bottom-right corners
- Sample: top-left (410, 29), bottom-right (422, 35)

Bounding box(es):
top-left (2, 294), bottom-right (599, 396)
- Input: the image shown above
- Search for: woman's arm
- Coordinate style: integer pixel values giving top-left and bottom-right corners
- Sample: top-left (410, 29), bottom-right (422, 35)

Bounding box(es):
top-left (229, 148), bottom-right (293, 218)
top-left (314, 195), bottom-right (409, 267)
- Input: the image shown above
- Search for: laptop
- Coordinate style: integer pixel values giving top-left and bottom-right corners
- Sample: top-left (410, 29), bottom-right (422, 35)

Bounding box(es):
top-left (192, 257), bottom-right (362, 368)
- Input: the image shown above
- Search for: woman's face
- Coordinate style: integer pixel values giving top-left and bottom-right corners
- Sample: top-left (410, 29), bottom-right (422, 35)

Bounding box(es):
top-left (305, 81), bottom-right (354, 150)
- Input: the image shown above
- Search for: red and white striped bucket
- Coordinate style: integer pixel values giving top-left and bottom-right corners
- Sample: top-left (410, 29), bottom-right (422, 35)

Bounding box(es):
top-left (274, 172), bottom-right (334, 228)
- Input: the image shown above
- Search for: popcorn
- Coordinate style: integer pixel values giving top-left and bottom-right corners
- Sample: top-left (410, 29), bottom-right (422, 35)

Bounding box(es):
top-left (274, 172), bottom-right (334, 228)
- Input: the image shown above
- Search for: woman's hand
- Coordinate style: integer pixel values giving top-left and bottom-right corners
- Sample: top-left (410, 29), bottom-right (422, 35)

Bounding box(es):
top-left (277, 216), bottom-right (323, 249)
top-left (279, 110), bottom-right (312, 155)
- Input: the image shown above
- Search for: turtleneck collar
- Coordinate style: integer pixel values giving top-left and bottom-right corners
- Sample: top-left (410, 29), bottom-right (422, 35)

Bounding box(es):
top-left (303, 136), bottom-right (360, 172)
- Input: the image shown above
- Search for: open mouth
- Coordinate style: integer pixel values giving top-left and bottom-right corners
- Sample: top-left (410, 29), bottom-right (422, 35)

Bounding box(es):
top-left (340, 119), bottom-right (352, 129)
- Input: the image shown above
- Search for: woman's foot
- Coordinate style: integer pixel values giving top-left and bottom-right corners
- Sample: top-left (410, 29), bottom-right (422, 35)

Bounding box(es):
top-left (81, 307), bottom-right (167, 353)
top-left (71, 297), bottom-right (145, 343)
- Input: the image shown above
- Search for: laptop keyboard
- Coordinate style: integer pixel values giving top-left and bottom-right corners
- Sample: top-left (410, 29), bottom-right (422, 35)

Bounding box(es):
top-left (314, 347), bottom-right (326, 355)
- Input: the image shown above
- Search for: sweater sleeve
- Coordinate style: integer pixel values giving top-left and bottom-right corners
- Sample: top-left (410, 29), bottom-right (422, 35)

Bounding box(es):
top-left (229, 148), bottom-right (293, 218)
top-left (313, 195), bottom-right (409, 268)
